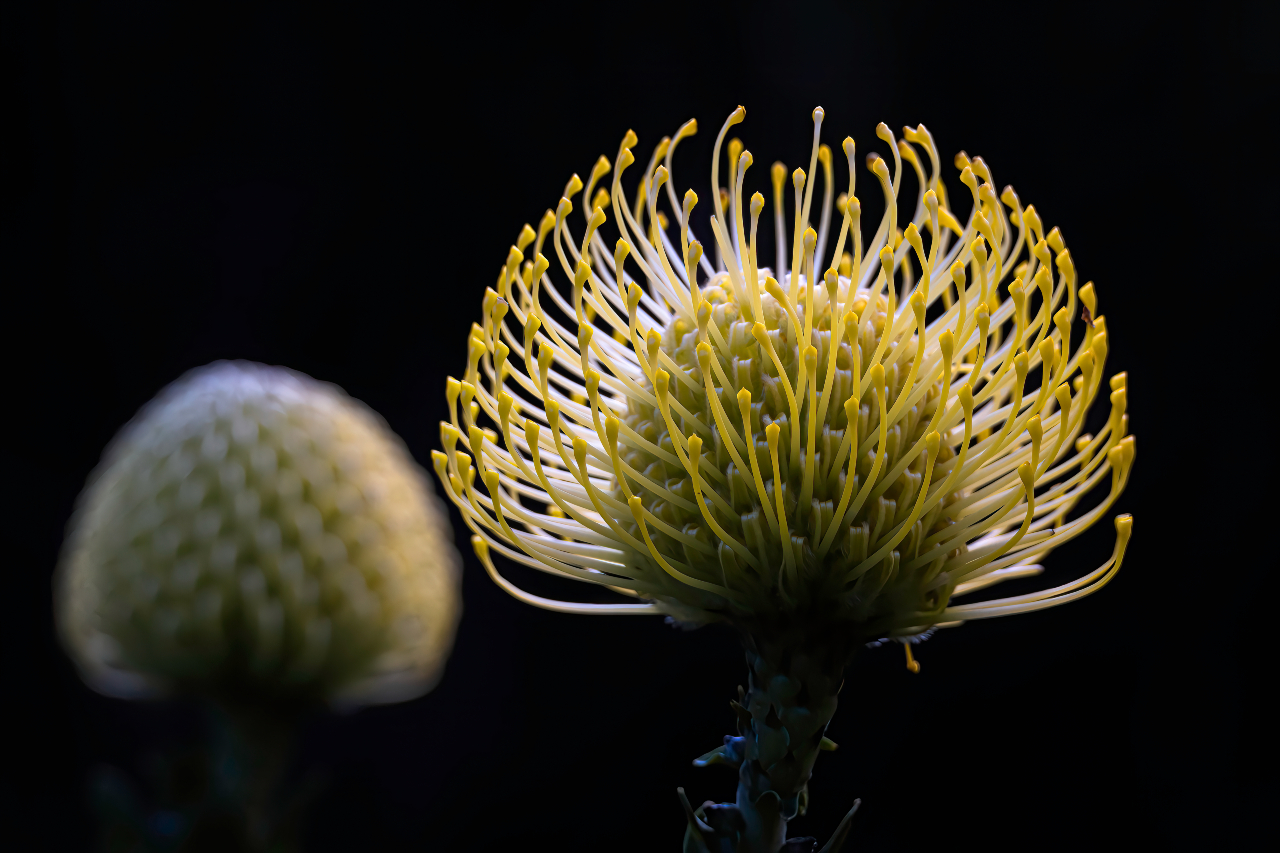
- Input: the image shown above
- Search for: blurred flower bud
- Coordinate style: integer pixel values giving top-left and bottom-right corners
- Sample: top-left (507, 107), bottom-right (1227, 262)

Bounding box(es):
top-left (57, 361), bottom-right (462, 710)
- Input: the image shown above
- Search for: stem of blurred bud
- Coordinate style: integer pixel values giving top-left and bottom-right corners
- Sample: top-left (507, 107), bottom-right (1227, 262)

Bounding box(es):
top-left (209, 698), bottom-right (307, 852)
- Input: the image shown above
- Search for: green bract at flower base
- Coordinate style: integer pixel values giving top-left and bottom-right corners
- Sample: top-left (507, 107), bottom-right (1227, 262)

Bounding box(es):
top-left (440, 105), bottom-right (1134, 853)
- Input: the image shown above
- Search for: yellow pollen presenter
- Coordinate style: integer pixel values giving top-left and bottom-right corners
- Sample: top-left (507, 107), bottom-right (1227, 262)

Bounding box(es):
top-left (436, 105), bottom-right (1134, 853)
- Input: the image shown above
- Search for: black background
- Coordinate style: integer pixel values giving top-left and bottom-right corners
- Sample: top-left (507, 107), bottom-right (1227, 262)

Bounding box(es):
top-left (3, 1), bottom-right (1269, 850)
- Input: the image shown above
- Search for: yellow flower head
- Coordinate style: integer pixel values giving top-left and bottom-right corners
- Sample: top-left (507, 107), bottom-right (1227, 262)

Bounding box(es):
top-left (438, 106), bottom-right (1133, 644)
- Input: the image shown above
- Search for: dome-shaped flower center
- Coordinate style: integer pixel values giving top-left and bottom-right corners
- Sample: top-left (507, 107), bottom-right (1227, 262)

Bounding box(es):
top-left (620, 275), bottom-right (961, 626)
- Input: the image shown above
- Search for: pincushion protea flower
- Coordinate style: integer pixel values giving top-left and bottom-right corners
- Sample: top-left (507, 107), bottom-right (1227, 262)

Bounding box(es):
top-left (436, 105), bottom-right (1133, 852)
top-left (58, 361), bottom-right (462, 710)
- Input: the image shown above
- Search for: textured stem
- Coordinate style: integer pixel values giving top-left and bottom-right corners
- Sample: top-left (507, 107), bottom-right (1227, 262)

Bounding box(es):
top-left (685, 632), bottom-right (853, 853)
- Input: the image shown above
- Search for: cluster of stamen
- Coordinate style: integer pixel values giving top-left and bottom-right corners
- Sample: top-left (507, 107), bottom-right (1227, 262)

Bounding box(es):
top-left (436, 106), bottom-right (1134, 641)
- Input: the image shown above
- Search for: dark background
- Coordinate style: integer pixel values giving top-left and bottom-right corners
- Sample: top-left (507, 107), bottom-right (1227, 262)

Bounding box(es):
top-left (3, 1), bottom-right (1269, 850)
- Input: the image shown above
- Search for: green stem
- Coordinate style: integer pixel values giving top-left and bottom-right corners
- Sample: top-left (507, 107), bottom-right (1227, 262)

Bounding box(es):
top-left (685, 632), bottom-right (855, 853)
